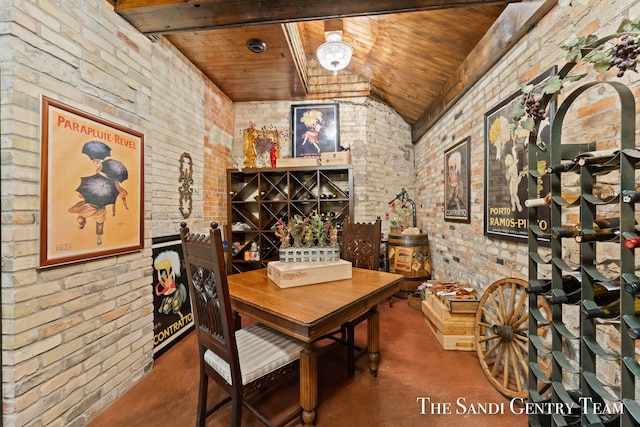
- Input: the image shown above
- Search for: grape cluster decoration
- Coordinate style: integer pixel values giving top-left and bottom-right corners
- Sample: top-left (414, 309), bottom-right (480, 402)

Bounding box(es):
top-left (523, 94), bottom-right (546, 121)
top-left (609, 34), bottom-right (639, 77)
top-left (511, 17), bottom-right (640, 134)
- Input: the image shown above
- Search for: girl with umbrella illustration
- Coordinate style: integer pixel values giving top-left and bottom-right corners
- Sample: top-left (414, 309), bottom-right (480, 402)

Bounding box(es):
top-left (68, 140), bottom-right (129, 246)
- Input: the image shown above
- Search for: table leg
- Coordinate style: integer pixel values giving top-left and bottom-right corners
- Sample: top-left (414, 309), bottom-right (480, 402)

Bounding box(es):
top-left (367, 307), bottom-right (380, 377)
top-left (300, 343), bottom-right (317, 426)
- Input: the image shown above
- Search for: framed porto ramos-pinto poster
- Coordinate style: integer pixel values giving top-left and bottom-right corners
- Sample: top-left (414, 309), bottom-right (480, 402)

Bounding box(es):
top-left (483, 67), bottom-right (556, 242)
top-left (40, 96), bottom-right (144, 267)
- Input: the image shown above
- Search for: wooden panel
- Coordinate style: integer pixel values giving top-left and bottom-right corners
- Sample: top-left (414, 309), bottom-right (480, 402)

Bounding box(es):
top-left (167, 25), bottom-right (308, 101)
top-left (412, 0), bottom-right (556, 140)
top-left (115, 0), bottom-right (519, 34)
top-left (110, 0), bottom-right (550, 141)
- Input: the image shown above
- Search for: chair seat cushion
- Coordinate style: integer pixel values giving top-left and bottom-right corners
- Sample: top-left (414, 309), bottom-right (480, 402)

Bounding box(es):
top-left (204, 323), bottom-right (304, 386)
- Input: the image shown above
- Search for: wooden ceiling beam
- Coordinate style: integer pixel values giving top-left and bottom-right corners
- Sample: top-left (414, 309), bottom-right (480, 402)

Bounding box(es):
top-left (411, 0), bottom-right (556, 142)
top-left (114, 0), bottom-right (521, 35)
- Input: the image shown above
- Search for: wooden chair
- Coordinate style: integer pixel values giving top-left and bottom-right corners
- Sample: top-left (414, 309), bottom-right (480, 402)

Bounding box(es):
top-left (180, 222), bottom-right (304, 427)
top-left (338, 217), bottom-right (382, 376)
top-left (341, 218), bottom-right (381, 271)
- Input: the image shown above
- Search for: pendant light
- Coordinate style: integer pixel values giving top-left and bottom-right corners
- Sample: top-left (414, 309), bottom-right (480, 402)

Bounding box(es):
top-left (316, 22), bottom-right (352, 75)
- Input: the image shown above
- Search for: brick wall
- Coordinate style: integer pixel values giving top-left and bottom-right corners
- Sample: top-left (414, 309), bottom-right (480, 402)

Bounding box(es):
top-left (2, 2), bottom-right (232, 426)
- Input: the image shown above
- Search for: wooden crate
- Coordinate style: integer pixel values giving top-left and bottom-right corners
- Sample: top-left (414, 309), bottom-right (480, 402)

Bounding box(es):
top-left (407, 294), bottom-right (422, 310)
top-left (421, 295), bottom-right (476, 351)
top-left (444, 296), bottom-right (480, 314)
top-left (320, 151), bottom-right (351, 165)
top-left (276, 157), bottom-right (319, 167)
top-left (423, 313), bottom-right (476, 351)
top-left (267, 260), bottom-right (352, 288)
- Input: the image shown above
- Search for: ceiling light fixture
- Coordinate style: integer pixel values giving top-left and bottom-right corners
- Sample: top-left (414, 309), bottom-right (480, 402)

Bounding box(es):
top-left (316, 31), bottom-right (352, 75)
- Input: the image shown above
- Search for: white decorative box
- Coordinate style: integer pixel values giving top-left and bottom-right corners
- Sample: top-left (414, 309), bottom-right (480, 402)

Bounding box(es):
top-left (267, 260), bottom-right (352, 288)
top-left (279, 247), bottom-right (340, 263)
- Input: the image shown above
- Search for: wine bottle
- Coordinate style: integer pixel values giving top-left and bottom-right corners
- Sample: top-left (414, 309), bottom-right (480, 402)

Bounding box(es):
top-left (624, 280), bottom-right (640, 294)
top-left (553, 218), bottom-right (620, 239)
top-left (524, 193), bottom-right (552, 208)
top-left (580, 297), bottom-right (640, 319)
top-left (621, 190), bottom-right (640, 204)
top-left (547, 288), bottom-right (581, 305)
top-left (547, 280), bottom-right (619, 305)
top-left (524, 184), bottom-right (616, 207)
top-left (624, 237), bottom-right (640, 249)
top-left (592, 184), bottom-right (617, 200)
top-left (575, 228), bottom-right (619, 243)
top-left (545, 161), bottom-right (578, 175)
top-left (575, 149), bottom-right (620, 166)
top-left (526, 275), bottom-right (582, 295)
top-left (628, 327), bottom-right (640, 339)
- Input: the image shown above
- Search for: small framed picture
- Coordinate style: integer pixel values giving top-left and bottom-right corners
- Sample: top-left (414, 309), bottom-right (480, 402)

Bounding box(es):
top-left (291, 103), bottom-right (339, 158)
top-left (444, 136), bottom-right (471, 222)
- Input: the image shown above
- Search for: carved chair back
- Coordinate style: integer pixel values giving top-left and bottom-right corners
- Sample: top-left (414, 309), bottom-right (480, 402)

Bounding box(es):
top-left (341, 218), bottom-right (382, 271)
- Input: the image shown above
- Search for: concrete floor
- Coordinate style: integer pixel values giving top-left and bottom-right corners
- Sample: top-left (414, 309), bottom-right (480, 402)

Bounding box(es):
top-left (87, 299), bottom-right (528, 426)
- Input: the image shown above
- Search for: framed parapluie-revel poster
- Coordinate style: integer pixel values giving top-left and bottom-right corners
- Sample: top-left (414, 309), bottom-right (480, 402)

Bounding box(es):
top-left (40, 96), bottom-right (144, 267)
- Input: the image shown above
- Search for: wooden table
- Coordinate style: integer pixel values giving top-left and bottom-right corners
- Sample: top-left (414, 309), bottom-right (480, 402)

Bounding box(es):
top-left (226, 267), bottom-right (403, 426)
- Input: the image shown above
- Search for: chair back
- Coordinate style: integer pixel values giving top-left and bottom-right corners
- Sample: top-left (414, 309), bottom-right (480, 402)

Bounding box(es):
top-left (180, 222), bottom-right (240, 391)
top-left (341, 218), bottom-right (381, 270)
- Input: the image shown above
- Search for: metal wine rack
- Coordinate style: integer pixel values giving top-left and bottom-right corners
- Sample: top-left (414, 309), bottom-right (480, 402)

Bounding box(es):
top-left (527, 80), bottom-right (639, 427)
top-left (226, 165), bottom-right (353, 274)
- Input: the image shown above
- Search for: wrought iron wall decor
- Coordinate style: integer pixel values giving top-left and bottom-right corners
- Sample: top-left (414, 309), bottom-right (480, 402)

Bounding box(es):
top-left (179, 152), bottom-right (193, 219)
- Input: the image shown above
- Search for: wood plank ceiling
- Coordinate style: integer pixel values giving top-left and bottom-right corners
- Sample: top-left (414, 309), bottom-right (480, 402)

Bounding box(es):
top-left (113, 0), bottom-right (553, 141)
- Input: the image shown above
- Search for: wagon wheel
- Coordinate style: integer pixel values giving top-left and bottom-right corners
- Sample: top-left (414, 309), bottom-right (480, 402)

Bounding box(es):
top-left (474, 278), bottom-right (552, 399)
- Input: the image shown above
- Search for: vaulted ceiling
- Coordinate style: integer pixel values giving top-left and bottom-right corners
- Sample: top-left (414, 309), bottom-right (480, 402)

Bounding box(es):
top-left (112, 0), bottom-right (554, 141)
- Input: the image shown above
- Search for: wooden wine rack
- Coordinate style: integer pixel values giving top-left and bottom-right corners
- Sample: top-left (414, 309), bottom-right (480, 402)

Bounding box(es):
top-left (527, 80), bottom-right (639, 427)
top-left (226, 165), bottom-right (353, 274)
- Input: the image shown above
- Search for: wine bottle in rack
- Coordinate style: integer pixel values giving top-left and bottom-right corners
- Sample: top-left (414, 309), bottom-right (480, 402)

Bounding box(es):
top-left (624, 279), bottom-right (640, 294)
top-left (547, 280), bottom-right (619, 306)
top-left (575, 228), bottom-right (619, 243)
top-left (524, 193), bottom-right (552, 208)
top-left (545, 161), bottom-right (578, 175)
top-left (580, 297), bottom-right (640, 319)
top-left (553, 218), bottom-right (620, 239)
top-left (621, 190), bottom-right (640, 204)
top-left (591, 183), bottom-right (617, 201)
top-left (624, 237), bottom-right (640, 249)
top-left (546, 288), bottom-right (581, 305)
top-left (628, 327), bottom-right (640, 339)
top-left (524, 184), bottom-right (616, 207)
top-left (526, 274), bottom-right (582, 295)
top-left (575, 148), bottom-right (620, 166)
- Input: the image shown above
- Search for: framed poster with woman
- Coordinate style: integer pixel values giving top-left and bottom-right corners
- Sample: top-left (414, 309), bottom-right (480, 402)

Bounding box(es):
top-left (291, 103), bottom-right (339, 157)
